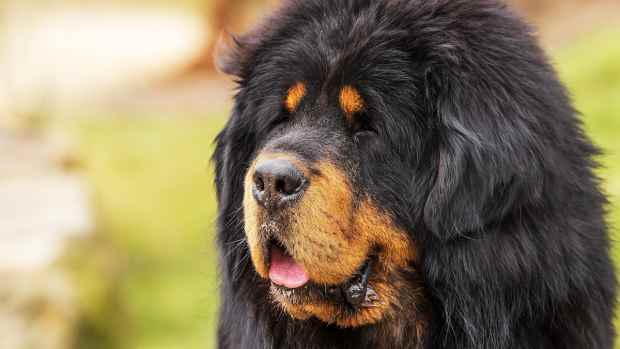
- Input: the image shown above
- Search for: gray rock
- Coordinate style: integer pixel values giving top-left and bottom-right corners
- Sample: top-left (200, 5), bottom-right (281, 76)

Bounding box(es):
top-left (0, 131), bottom-right (95, 349)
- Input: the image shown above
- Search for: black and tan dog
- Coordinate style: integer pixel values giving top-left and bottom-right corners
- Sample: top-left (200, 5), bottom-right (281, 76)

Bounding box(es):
top-left (213, 0), bottom-right (616, 348)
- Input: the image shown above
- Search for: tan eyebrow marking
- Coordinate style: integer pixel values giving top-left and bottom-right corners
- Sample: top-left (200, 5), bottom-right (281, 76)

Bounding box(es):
top-left (339, 85), bottom-right (364, 118)
top-left (285, 82), bottom-right (307, 112)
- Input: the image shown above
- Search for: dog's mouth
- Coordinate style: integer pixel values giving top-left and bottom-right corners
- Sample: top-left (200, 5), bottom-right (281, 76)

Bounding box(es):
top-left (267, 239), bottom-right (310, 288)
top-left (266, 239), bottom-right (378, 309)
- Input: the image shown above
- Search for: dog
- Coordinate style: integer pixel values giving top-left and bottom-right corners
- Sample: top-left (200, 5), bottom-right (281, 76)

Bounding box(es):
top-left (213, 0), bottom-right (617, 348)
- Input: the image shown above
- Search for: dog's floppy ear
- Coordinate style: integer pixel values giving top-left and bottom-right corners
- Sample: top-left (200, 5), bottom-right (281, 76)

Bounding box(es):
top-left (423, 70), bottom-right (545, 241)
top-left (215, 32), bottom-right (262, 78)
top-left (215, 1), bottom-right (292, 79)
top-left (214, 33), bottom-right (241, 77)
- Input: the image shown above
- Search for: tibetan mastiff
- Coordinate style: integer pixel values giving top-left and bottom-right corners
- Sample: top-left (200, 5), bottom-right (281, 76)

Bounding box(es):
top-left (213, 0), bottom-right (616, 348)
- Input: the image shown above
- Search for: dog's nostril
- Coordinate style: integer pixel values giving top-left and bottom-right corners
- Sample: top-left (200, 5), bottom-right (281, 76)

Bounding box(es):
top-left (252, 159), bottom-right (306, 207)
top-left (254, 173), bottom-right (266, 192)
top-left (275, 175), bottom-right (303, 196)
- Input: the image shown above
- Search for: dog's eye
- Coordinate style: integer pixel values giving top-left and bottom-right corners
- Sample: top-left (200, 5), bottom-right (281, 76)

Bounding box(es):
top-left (354, 130), bottom-right (376, 142)
top-left (352, 112), bottom-right (377, 140)
top-left (353, 121), bottom-right (377, 143)
top-left (271, 112), bottom-right (290, 128)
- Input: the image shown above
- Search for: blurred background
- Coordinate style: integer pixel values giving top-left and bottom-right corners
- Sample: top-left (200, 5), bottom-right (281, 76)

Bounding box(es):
top-left (0, 0), bottom-right (618, 348)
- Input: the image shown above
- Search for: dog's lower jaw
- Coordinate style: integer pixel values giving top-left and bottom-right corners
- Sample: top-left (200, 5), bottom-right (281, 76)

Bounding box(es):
top-left (270, 261), bottom-right (427, 330)
top-left (271, 280), bottom-right (429, 349)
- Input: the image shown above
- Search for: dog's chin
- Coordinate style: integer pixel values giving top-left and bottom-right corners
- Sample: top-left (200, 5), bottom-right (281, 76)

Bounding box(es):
top-left (268, 256), bottom-right (377, 307)
top-left (268, 268), bottom-right (394, 328)
top-left (263, 240), bottom-right (388, 327)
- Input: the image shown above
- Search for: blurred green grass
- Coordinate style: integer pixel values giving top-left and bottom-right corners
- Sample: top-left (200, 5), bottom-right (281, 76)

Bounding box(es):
top-left (555, 29), bottom-right (620, 267)
top-left (556, 29), bottom-right (620, 201)
top-left (62, 28), bottom-right (620, 349)
top-left (67, 116), bottom-right (225, 349)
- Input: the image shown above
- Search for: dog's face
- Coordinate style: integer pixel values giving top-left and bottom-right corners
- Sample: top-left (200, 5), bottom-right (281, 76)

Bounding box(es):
top-left (241, 80), bottom-right (423, 327)
top-left (217, 0), bottom-right (547, 330)
top-left (230, 39), bottom-right (435, 325)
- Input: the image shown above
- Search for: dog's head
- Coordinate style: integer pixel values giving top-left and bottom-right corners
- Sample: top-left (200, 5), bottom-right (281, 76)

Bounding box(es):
top-left (215, 0), bottom-right (552, 329)
top-left (239, 81), bottom-right (421, 327)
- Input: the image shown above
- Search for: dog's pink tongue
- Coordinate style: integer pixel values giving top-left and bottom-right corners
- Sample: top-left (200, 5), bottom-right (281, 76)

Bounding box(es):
top-left (269, 247), bottom-right (309, 289)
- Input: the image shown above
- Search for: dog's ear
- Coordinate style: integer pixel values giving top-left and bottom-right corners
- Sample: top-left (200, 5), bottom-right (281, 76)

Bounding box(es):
top-left (423, 70), bottom-right (545, 241)
top-left (215, 32), bottom-right (262, 78)
top-left (214, 32), bottom-right (241, 77)
top-left (215, 1), bottom-right (291, 79)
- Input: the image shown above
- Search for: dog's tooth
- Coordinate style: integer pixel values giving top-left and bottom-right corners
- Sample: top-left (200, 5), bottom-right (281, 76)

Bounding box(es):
top-left (344, 259), bottom-right (374, 307)
top-left (366, 287), bottom-right (378, 300)
top-left (361, 286), bottom-right (379, 307)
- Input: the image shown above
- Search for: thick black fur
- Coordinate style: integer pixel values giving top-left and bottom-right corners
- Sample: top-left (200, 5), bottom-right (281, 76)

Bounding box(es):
top-left (213, 0), bottom-right (617, 348)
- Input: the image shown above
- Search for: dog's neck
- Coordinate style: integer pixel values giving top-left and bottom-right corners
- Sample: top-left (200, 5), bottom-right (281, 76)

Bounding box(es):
top-left (266, 315), bottom-right (425, 349)
top-left (261, 295), bottom-right (428, 349)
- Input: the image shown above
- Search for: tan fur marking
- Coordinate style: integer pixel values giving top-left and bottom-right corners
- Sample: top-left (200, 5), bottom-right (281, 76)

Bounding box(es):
top-left (339, 85), bottom-right (364, 118)
top-left (354, 201), bottom-right (417, 272)
top-left (243, 172), bottom-right (268, 278)
top-left (285, 82), bottom-right (306, 112)
top-left (288, 163), bottom-right (367, 284)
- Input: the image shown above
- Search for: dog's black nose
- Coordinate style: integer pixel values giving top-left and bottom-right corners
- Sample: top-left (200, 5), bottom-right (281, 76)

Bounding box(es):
top-left (253, 159), bottom-right (306, 208)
